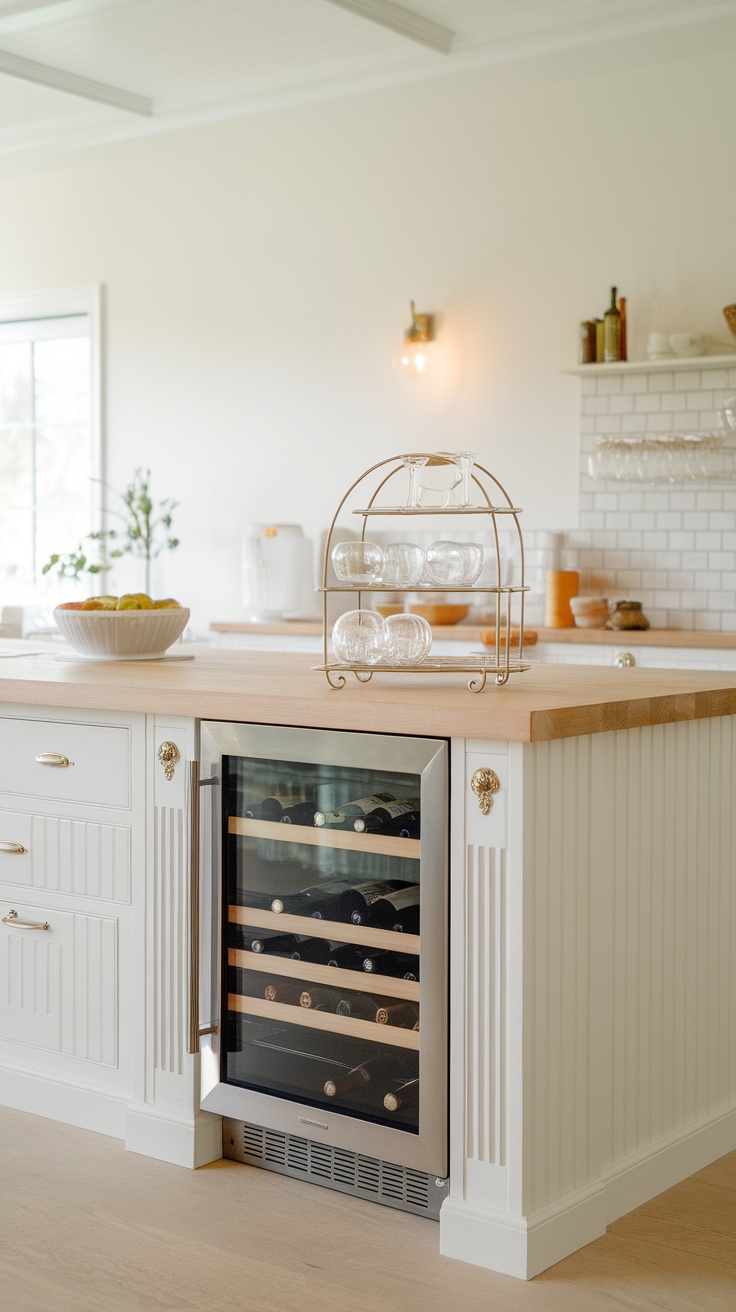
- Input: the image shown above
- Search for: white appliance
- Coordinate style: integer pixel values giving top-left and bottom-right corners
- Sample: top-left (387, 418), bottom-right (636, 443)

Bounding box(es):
top-left (242, 524), bottom-right (316, 620)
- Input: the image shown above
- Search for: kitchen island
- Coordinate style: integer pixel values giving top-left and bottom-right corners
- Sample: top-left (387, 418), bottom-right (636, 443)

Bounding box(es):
top-left (0, 647), bottom-right (734, 1279)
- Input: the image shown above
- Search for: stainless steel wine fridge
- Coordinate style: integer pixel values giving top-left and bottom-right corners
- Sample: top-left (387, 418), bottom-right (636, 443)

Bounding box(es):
top-left (197, 722), bottom-right (448, 1218)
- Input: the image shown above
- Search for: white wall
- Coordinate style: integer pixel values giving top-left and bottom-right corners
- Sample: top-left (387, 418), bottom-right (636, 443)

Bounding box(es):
top-left (0, 38), bottom-right (734, 631)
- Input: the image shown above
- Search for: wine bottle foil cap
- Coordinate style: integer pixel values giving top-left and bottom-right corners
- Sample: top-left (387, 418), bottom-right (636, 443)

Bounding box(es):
top-left (271, 899), bottom-right (284, 913)
top-left (384, 1093), bottom-right (400, 1111)
top-left (375, 1008), bottom-right (388, 1023)
top-left (252, 942), bottom-right (264, 953)
top-left (324, 1081), bottom-right (337, 1097)
top-left (313, 813), bottom-right (326, 826)
top-left (354, 819), bottom-right (366, 832)
top-left (299, 992), bottom-right (311, 1007)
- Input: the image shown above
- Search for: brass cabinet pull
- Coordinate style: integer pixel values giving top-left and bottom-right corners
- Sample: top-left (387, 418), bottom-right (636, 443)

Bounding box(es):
top-left (35, 752), bottom-right (74, 767)
top-left (0, 841), bottom-right (27, 854)
top-left (2, 909), bottom-right (50, 931)
top-left (470, 767), bottom-right (500, 815)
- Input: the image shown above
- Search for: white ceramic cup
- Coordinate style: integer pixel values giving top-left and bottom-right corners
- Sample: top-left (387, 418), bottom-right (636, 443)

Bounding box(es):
top-left (646, 332), bottom-right (671, 359)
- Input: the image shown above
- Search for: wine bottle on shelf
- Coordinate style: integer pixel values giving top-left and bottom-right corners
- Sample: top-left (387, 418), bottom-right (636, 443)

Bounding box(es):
top-left (313, 792), bottom-right (399, 829)
top-left (250, 932), bottom-right (302, 956)
top-left (383, 1078), bottom-right (419, 1112)
top-left (331, 880), bottom-right (415, 924)
top-left (350, 884), bottom-right (420, 931)
top-left (353, 798), bottom-right (420, 833)
top-left (374, 811), bottom-right (421, 840)
top-left (322, 1051), bottom-right (406, 1098)
top-left (363, 951), bottom-right (419, 981)
top-left (243, 797), bottom-right (284, 820)
top-left (375, 1001), bottom-right (419, 1028)
top-left (603, 286), bottom-right (621, 362)
top-left (299, 985), bottom-right (339, 1011)
top-left (619, 295), bottom-right (628, 361)
top-left (270, 877), bottom-right (364, 917)
top-left (280, 801), bottom-right (318, 826)
top-left (263, 979), bottom-right (304, 1005)
top-left (328, 943), bottom-right (384, 971)
top-left (334, 993), bottom-right (382, 1020)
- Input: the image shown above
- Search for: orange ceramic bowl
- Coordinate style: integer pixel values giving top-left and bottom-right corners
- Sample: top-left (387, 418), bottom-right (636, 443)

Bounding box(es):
top-left (408, 604), bottom-right (468, 626)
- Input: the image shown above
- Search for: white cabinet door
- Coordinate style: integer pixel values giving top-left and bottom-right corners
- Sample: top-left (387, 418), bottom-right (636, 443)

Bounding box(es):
top-left (0, 716), bottom-right (131, 808)
top-left (0, 897), bottom-right (119, 1065)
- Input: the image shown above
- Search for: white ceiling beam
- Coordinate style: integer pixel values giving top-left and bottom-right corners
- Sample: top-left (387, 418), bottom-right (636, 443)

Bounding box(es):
top-left (323, 0), bottom-right (454, 54)
top-left (0, 47), bottom-right (152, 114)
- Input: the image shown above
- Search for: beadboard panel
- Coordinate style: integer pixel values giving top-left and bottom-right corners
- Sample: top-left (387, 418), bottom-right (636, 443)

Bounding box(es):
top-left (523, 719), bottom-right (736, 1216)
top-left (68, 912), bottom-right (118, 1065)
top-left (24, 813), bottom-right (130, 901)
top-left (464, 844), bottom-right (507, 1174)
top-left (154, 804), bottom-right (185, 1080)
top-left (607, 717), bottom-right (736, 1166)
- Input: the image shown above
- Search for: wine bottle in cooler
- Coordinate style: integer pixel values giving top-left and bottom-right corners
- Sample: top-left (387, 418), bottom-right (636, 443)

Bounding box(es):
top-left (375, 811), bottom-right (421, 839)
top-left (350, 883), bottom-right (420, 931)
top-left (280, 801), bottom-right (318, 826)
top-left (322, 1051), bottom-right (403, 1098)
top-left (375, 1001), bottom-right (419, 1028)
top-left (353, 797), bottom-right (420, 833)
top-left (313, 792), bottom-right (399, 829)
top-left (383, 1078), bottom-right (419, 1112)
top-left (299, 985), bottom-right (339, 1011)
top-left (328, 943), bottom-right (385, 971)
top-left (263, 979), bottom-right (304, 1005)
top-left (331, 880), bottom-right (415, 924)
top-left (269, 878), bottom-right (360, 917)
top-left (243, 796), bottom-right (284, 820)
top-left (362, 950), bottom-right (419, 981)
top-left (334, 993), bottom-right (382, 1020)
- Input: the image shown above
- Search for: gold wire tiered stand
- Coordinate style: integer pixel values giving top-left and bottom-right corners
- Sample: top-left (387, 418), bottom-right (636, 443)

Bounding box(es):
top-left (315, 453), bottom-right (530, 693)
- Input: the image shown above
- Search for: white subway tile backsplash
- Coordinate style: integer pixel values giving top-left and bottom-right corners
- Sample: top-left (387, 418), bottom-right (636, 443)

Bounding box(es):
top-left (565, 362), bottom-right (736, 631)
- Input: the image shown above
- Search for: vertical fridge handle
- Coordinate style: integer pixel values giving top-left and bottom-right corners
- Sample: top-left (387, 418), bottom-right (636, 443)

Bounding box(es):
top-left (187, 759), bottom-right (201, 1055)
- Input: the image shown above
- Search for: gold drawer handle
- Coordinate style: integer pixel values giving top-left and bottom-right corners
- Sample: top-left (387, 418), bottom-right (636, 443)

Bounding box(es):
top-left (0, 841), bottom-right (27, 854)
top-left (2, 909), bottom-right (50, 931)
top-left (35, 752), bottom-right (74, 767)
top-left (470, 767), bottom-right (500, 815)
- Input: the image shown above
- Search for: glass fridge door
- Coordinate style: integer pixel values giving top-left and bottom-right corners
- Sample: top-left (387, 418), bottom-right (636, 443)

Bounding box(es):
top-left (199, 723), bottom-right (447, 1176)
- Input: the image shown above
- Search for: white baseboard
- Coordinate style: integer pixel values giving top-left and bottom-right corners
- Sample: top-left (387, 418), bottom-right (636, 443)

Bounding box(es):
top-left (440, 1184), bottom-right (606, 1281)
top-left (604, 1103), bottom-right (736, 1223)
top-left (442, 1104), bottom-right (736, 1280)
top-left (125, 1102), bottom-right (223, 1168)
top-left (0, 1063), bottom-right (127, 1139)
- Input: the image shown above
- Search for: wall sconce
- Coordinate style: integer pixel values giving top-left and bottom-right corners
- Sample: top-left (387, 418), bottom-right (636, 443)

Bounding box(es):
top-left (392, 300), bottom-right (436, 378)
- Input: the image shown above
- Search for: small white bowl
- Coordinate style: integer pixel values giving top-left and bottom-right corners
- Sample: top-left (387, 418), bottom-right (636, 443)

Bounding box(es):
top-left (669, 333), bottom-right (707, 358)
top-left (569, 596), bottom-right (609, 629)
top-left (54, 607), bottom-right (190, 659)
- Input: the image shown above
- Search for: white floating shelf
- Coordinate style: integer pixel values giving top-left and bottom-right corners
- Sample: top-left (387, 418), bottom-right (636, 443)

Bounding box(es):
top-left (564, 354), bottom-right (736, 376)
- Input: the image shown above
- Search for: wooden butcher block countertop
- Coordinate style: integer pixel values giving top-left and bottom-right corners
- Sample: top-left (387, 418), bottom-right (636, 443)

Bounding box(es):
top-left (1, 644), bottom-right (736, 742)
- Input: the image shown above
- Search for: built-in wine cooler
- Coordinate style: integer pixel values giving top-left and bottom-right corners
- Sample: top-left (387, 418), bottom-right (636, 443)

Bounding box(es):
top-left (197, 723), bottom-right (448, 1216)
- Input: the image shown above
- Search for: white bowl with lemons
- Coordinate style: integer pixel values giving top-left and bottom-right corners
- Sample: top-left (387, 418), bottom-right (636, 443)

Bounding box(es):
top-left (54, 594), bottom-right (189, 659)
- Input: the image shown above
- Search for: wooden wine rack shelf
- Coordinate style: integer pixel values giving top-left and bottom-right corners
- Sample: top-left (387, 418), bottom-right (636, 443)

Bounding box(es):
top-left (228, 993), bottom-right (420, 1050)
top-left (228, 815), bottom-right (420, 861)
top-left (229, 947), bottom-right (420, 1000)
top-left (228, 905), bottom-right (420, 955)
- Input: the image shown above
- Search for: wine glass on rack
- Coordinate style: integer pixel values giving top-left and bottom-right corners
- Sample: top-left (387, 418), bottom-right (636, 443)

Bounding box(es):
top-left (400, 454), bottom-right (429, 510)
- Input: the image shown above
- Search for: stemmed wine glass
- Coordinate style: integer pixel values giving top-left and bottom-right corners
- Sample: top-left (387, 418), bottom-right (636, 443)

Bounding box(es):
top-left (401, 454), bottom-right (429, 510)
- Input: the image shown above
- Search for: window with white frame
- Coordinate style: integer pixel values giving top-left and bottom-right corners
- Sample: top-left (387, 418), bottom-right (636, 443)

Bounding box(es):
top-left (0, 287), bottom-right (101, 598)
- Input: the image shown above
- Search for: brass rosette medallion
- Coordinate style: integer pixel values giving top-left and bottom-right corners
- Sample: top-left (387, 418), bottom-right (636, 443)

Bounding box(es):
top-left (470, 767), bottom-right (500, 815)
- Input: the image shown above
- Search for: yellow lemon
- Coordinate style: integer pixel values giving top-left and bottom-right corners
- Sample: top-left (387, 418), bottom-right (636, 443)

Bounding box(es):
top-left (153, 598), bottom-right (181, 609)
top-left (116, 595), bottom-right (141, 610)
top-left (130, 593), bottom-right (154, 609)
top-left (96, 595), bottom-right (118, 610)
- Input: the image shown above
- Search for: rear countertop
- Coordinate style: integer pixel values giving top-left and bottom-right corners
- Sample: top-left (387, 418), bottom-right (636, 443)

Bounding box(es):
top-left (2, 645), bottom-right (736, 742)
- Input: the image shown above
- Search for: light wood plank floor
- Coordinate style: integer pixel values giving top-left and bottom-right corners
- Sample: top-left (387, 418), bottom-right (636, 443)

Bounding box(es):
top-left (1, 1108), bottom-right (734, 1311)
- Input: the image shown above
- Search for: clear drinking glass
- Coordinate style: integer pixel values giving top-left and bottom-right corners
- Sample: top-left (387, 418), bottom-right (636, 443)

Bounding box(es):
top-left (448, 450), bottom-right (477, 506)
top-left (459, 543), bottom-right (484, 585)
top-left (424, 541), bottom-right (484, 587)
top-left (331, 610), bottom-right (385, 664)
top-left (384, 613), bottom-right (432, 665)
top-left (381, 543), bottom-right (425, 587)
top-left (332, 541), bottom-right (384, 584)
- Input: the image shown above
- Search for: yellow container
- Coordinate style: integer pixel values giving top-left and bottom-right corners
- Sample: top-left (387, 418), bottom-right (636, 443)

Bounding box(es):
top-left (545, 570), bottom-right (579, 628)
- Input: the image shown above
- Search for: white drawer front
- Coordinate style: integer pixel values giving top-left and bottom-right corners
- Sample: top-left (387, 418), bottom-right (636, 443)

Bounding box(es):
top-left (0, 717), bottom-right (130, 808)
top-left (0, 808), bottom-right (131, 901)
top-left (0, 900), bottom-right (118, 1064)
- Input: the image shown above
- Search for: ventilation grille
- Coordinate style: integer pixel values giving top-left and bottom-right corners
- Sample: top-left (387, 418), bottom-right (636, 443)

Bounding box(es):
top-left (224, 1119), bottom-right (445, 1220)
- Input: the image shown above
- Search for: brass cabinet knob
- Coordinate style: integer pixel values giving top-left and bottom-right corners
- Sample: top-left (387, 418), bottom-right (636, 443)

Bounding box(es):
top-left (470, 767), bottom-right (500, 815)
top-left (157, 740), bottom-right (181, 780)
top-left (614, 651), bottom-right (636, 667)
